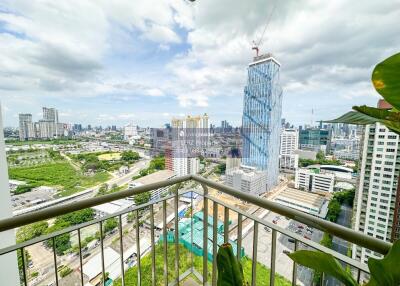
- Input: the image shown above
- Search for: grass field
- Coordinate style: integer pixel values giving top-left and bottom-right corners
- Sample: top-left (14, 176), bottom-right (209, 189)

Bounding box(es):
top-left (98, 152), bottom-right (121, 161)
top-left (5, 139), bottom-right (79, 146)
top-left (112, 244), bottom-right (291, 286)
top-left (8, 162), bottom-right (110, 197)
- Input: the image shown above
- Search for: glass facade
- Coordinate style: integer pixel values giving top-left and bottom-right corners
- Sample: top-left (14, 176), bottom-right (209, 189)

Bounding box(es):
top-left (241, 56), bottom-right (282, 191)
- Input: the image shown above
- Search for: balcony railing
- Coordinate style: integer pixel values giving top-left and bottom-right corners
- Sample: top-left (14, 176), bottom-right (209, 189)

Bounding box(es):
top-left (0, 175), bottom-right (392, 286)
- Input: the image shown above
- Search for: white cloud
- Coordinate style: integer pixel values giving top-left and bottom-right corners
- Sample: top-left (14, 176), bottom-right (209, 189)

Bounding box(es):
top-left (145, 88), bottom-right (165, 97)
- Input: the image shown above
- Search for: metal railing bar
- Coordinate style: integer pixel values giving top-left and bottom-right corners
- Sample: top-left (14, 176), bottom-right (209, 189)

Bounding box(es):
top-left (136, 210), bottom-right (141, 286)
top-left (163, 200), bottom-right (168, 286)
top-left (0, 190), bottom-right (192, 256)
top-left (224, 207), bottom-right (229, 243)
top-left (237, 213), bottom-right (242, 260)
top-left (270, 229), bottom-right (277, 286)
top-left (357, 269), bottom-right (361, 284)
top-left (212, 201), bottom-right (218, 286)
top-left (190, 190), bottom-right (194, 271)
top-left (0, 175), bottom-right (191, 233)
top-left (251, 221), bottom-right (258, 286)
top-left (193, 175), bottom-right (391, 255)
top-left (52, 237), bottom-right (59, 286)
top-left (292, 240), bottom-right (298, 286)
top-left (202, 184), bottom-right (209, 285)
top-left (150, 205), bottom-right (156, 286)
top-left (118, 215), bottom-right (125, 286)
top-left (20, 248), bottom-right (28, 286)
top-left (174, 189), bottom-right (179, 284)
top-left (205, 194), bottom-right (370, 273)
top-left (77, 229), bottom-right (84, 286)
top-left (100, 221), bottom-right (106, 286)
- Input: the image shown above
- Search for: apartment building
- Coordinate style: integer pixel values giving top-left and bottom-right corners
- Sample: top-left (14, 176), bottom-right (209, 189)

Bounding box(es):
top-left (353, 122), bottom-right (400, 264)
top-left (279, 128), bottom-right (299, 172)
top-left (295, 168), bottom-right (335, 193)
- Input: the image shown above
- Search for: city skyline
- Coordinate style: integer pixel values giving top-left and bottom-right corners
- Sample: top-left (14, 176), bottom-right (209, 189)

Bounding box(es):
top-left (1, 1), bottom-right (399, 127)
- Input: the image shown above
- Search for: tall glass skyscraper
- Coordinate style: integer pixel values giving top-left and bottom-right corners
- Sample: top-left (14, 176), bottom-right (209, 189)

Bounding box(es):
top-left (242, 54), bottom-right (283, 191)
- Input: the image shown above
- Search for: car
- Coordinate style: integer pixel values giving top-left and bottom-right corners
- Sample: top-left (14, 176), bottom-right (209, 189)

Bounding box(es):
top-left (264, 227), bottom-right (271, 232)
top-left (298, 225), bottom-right (304, 229)
top-left (83, 252), bottom-right (91, 259)
top-left (304, 235), bottom-right (311, 240)
top-left (283, 250), bottom-right (290, 255)
top-left (288, 238), bottom-right (295, 243)
top-left (272, 220), bottom-right (277, 224)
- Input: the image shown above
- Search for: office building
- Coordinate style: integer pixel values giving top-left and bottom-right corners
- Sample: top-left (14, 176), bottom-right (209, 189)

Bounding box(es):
top-left (299, 128), bottom-right (331, 153)
top-left (295, 168), bottom-right (335, 193)
top-left (18, 114), bottom-right (34, 141)
top-left (353, 121), bottom-right (400, 264)
top-left (280, 129), bottom-right (299, 172)
top-left (225, 166), bottom-right (267, 195)
top-left (241, 54), bottom-right (282, 191)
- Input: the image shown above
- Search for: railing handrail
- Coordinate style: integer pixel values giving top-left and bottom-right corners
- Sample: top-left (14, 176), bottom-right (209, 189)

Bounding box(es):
top-left (0, 174), bottom-right (392, 256)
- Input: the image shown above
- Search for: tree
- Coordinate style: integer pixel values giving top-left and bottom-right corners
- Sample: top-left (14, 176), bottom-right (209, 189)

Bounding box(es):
top-left (316, 151), bottom-right (325, 160)
top-left (17, 221), bottom-right (49, 243)
top-left (103, 218), bottom-right (118, 233)
top-left (134, 192), bottom-right (151, 206)
top-left (98, 183), bottom-right (108, 196)
top-left (14, 184), bottom-right (34, 195)
top-left (121, 150), bottom-right (140, 162)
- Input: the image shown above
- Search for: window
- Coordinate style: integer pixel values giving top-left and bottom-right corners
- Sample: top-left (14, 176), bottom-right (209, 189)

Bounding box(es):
top-left (388, 135), bottom-right (397, 139)
top-left (387, 148), bottom-right (396, 152)
top-left (384, 168), bottom-right (393, 172)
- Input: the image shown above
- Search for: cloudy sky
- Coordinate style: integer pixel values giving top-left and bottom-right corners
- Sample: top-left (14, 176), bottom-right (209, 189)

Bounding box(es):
top-left (0, 0), bottom-right (399, 127)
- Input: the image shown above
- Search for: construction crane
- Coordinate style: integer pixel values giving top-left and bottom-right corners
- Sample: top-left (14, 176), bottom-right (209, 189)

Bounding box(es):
top-left (252, 1), bottom-right (277, 57)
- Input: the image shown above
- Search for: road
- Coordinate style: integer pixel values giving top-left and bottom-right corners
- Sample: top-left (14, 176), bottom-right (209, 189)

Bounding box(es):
top-left (325, 204), bottom-right (352, 286)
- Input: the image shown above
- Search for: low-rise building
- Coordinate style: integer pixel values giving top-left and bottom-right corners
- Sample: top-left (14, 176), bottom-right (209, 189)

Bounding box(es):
top-left (295, 168), bottom-right (334, 193)
top-left (225, 166), bottom-right (267, 195)
top-left (274, 188), bottom-right (329, 218)
top-left (129, 170), bottom-right (175, 200)
top-left (279, 154), bottom-right (299, 172)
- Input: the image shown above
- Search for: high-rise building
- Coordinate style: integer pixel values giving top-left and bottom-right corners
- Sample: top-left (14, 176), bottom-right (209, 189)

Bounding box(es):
top-left (124, 123), bottom-right (138, 140)
top-left (241, 54), bottom-right (282, 191)
top-left (280, 129), bottom-right (299, 172)
top-left (171, 114), bottom-right (208, 176)
top-left (42, 107), bottom-right (59, 123)
top-left (18, 114), bottom-right (34, 141)
top-left (353, 121), bottom-right (400, 264)
top-left (299, 128), bottom-right (331, 153)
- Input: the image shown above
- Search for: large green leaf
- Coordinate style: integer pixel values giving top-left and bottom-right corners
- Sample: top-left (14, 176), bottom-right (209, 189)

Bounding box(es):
top-left (217, 243), bottom-right (244, 286)
top-left (372, 53), bottom-right (400, 110)
top-left (287, 250), bottom-right (358, 286)
top-left (353, 105), bottom-right (400, 134)
top-left (366, 240), bottom-right (400, 286)
top-left (324, 111), bottom-right (378, 125)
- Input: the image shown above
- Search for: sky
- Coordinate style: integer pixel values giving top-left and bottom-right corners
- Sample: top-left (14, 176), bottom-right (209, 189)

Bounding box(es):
top-left (0, 0), bottom-right (399, 128)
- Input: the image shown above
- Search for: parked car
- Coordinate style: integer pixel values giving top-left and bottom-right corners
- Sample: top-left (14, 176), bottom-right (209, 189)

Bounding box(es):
top-left (298, 225), bottom-right (304, 229)
top-left (288, 238), bottom-right (295, 243)
top-left (283, 250), bottom-right (290, 255)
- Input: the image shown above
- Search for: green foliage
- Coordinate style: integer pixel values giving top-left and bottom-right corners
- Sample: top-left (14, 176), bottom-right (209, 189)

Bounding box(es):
top-left (135, 156), bottom-right (165, 179)
top-left (14, 184), bottom-right (34, 195)
top-left (326, 199), bottom-right (341, 222)
top-left (103, 218), bottom-right (118, 233)
top-left (320, 233), bottom-right (333, 249)
top-left (17, 221), bottom-right (49, 243)
top-left (287, 240), bottom-right (400, 286)
top-left (134, 192), bottom-right (151, 206)
top-left (9, 161), bottom-right (110, 197)
top-left (214, 163), bottom-right (226, 175)
top-left (326, 53), bottom-right (400, 135)
top-left (217, 243), bottom-right (244, 286)
top-left (121, 150), bottom-right (140, 162)
top-left (59, 266), bottom-right (73, 278)
top-left (299, 157), bottom-right (341, 168)
top-left (367, 240), bottom-right (400, 286)
top-left (287, 251), bottom-right (358, 286)
top-left (113, 243), bottom-right (291, 286)
top-left (316, 151), bottom-right (325, 160)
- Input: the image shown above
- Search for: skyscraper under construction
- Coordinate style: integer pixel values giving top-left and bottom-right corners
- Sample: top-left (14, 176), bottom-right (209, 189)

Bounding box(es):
top-left (241, 54), bottom-right (283, 191)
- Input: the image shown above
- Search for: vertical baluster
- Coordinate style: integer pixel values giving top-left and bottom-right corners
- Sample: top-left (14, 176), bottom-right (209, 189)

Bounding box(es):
top-left (77, 229), bottom-right (84, 286)
top-left (150, 205), bottom-right (156, 286)
top-left (237, 214), bottom-right (242, 260)
top-left (190, 190), bottom-right (194, 271)
top-left (224, 207), bottom-right (229, 243)
top-left (162, 200), bottom-right (168, 285)
top-left (321, 272), bottom-right (325, 285)
top-left (212, 201), bottom-right (218, 286)
top-left (20, 248), bottom-right (28, 286)
top-left (202, 185), bottom-right (208, 285)
top-left (52, 237), bottom-right (59, 286)
top-left (118, 215), bottom-right (125, 286)
top-left (292, 240), bottom-right (298, 286)
top-left (270, 230), bottom-right (277, 286)
top-left (251, 222), bottom-right (258, 286)
top-left (174, 188), bottom-right (180, 284)
top-left (99, 221), bottom-right (105, 286)
top-left (136, 210), bottom-right (141, 286)
top-left (357, 269), bottom-right (361, 284)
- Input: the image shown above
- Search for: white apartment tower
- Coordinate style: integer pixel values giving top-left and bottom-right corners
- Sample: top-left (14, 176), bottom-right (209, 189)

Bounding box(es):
top-left (18, 113), bottom-right (34, 141)
top-left (353, 122), bottom-right (400, 264)
top-left (171, 114), bottom-right (208, 176)
top-left (280, 129), bottom-right (299, 171)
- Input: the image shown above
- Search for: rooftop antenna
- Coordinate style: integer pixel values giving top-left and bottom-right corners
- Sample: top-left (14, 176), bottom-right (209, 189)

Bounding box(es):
top-left (252, 0), bottom-right (277, 57)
